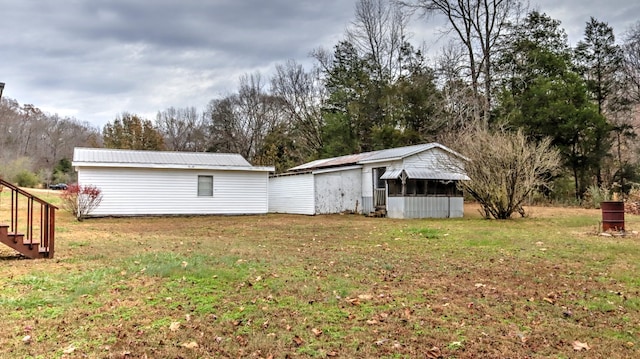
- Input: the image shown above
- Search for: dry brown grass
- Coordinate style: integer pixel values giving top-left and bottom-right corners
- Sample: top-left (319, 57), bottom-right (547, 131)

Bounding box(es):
top-left (0, 194), bottom-right (638, 358)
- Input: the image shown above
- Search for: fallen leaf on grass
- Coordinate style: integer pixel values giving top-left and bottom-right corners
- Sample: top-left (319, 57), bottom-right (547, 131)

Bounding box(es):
top-left (292, 335), bottom-right (304, 346)
top-left (571, 340), bottom-right (591, 351)
top-left (404, 307), bottom-right (412, 320)
top-left (311, 328), bottom-right (322, 337)
top-left (572, 341), bottom-right (591, 351)
top-left (375, 338), bottom-right (388, 346)
top-left (63, 345), bottom-right (76, 354)
top-left (22, 335), bottom-right (31, 344)
top-left (236, 335), bottom-right (248, 346)
top-left (516, 332), bottom-right (528, 344)
top-left (169, 322), bottom-right (181, 331)
top-left (426, 346), bottom-right (441, 359)
top-left (181, 341), bottom-right (199, 349)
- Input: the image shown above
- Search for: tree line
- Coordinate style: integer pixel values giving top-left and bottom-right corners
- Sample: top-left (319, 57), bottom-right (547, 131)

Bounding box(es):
top-left (2, 0), bottom-right (640, 203)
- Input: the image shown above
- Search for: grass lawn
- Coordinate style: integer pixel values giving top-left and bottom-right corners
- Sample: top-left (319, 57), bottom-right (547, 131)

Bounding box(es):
top-left (1, 190), bottom-right (639, 358)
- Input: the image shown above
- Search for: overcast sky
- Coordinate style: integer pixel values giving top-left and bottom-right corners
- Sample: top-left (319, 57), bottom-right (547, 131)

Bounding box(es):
top-left (1, 0), bottom-right (638, 129)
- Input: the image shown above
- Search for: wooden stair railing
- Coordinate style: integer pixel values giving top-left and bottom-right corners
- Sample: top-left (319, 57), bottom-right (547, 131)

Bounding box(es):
top-left (0, 179), bottom-right (57, 259)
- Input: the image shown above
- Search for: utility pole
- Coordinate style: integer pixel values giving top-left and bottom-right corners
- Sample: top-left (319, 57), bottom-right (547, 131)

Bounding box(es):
top-left (0, 82), bottom-right (5, 100)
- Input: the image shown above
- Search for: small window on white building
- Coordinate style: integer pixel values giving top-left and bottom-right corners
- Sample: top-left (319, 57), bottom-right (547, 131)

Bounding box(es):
top-left (197, 175), bottom-right (213, 196)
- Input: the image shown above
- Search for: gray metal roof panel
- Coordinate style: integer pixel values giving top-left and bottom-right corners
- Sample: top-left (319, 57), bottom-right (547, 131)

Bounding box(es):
top-left (359, 143), bottom-right (438, 162)
top-left (379, 168), bottom-right (403, 180)
top-left (380, 167), bottom-right (469, 181)
top-left (404, 168), bottom-right (470, 181)
top-left (73, 148), bottom-right (254, 168)
top-left (288, 153), bottom-right (371, 171)
top-left (288, 143), bottom-right (466, 171)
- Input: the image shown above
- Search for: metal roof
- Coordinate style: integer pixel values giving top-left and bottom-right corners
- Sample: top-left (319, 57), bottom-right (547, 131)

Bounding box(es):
top-left (72, 148), bottom-right (274, 172)
top-left (288, 143), bottom-right (465, 172)
top-left (381, 168), bottom-right (470, 181)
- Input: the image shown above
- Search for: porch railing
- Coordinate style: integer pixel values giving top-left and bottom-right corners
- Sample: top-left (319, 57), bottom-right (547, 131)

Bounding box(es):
top-left (0, 179), bottom-right (57, 258)
top-left (374, 188), bottom-right (386, 207)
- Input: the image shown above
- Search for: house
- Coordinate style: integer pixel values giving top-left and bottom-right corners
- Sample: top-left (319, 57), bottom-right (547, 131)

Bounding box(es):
top-left (72, 148), bottom-right (274, 217)
top-left (268, 143), bottom-right (469, 219)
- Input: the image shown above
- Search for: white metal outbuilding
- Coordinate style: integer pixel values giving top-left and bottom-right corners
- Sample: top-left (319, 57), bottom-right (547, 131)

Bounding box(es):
top-left (72, 148), bottom-right (274, 217)
top-left (269, 143), bottom-right (469, 218)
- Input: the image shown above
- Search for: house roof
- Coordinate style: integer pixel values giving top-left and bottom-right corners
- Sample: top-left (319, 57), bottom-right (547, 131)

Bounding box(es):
top-left (72, 148), bottom-right (274, 172)
top-left (381, 168), bottom-right (470, 181)
top-left (288, 143), bottom-right (467, 172)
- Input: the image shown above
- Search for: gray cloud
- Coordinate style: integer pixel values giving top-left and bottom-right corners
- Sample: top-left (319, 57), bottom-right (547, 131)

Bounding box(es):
top-left (0, 0), bottom-right (637, 128)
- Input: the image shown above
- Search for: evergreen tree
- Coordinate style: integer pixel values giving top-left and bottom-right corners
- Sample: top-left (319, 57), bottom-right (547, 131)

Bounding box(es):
top-left (103, 113), bottom-right (165, 150)
top-left (495, 11), bottom-right (610, 199)
top-left (575, 18), bottom-right (624, 115)
top-left (574, 18), bottom-right (625, 187)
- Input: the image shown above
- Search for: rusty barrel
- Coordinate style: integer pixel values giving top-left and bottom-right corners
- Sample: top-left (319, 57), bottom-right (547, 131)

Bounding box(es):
top-left (601, 201), bottom-right (625, 231)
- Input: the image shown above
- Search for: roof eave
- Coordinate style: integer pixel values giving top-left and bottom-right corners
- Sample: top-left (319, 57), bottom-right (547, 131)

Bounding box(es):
top-left (357, 156), bottom-right (404, 165)
top-left (311, 165), bottom-right (363, 175)
top-left (73, 162), bottom-right (274, 172)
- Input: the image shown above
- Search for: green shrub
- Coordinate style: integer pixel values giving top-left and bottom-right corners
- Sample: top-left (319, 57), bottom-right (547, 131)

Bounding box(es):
top-left (549, 175), bottom-right (578, 204)
top-left (14, 170), bottom-right (39, 188)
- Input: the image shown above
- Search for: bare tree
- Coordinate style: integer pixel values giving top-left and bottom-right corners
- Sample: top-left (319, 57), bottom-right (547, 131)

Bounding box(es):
top-left (39, 115), bottom-right (98, 169)
top-left (347, 0), bottom-right (410, 81)
top-left (401, 0), bottom-right (523, 123)
top-left (156, 106), bottom-right (207, 151)
top-left (205, 96), bottom-right (244, 156)
top-left (435, 42), bottom-right (478, 131)
top-left (205, 73), bottom-right (285, 163)
top-left (270, 60), bottom-right (325, 160)
top-left (623, 21), bottom-right (640, 104)
top-left (442, 125), bottom-right (560, 219)
top-left (0, 98), bottom-right (100, 184)
top-left (0, 98), bottom-right (24, 161)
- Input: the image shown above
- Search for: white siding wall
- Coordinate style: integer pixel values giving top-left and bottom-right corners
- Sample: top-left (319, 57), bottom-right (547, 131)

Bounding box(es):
top-left (403, 148), bottom-right (463, 170)
top-left (77, 167), bottom-right (269, 216)
top-left (361, 161), bottom-right (402, 213)
top-left (387, 197), bottom-right (464, 219)
top-left (268, 174), bottom-right (315, 215)
top-left (387, 197), bottom-right (405, 218)
top-left (361, 166), bottom-right (374, 213)
top-left (361, 166), bottom-right (374, 198)
top-left (314, 168), bottom-right (362, 214)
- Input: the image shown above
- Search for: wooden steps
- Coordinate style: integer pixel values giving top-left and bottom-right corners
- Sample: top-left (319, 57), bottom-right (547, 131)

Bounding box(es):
top-left (0, 179), bottom-right (57, 259)
top-left (367, 206), bottom-right (387, 218)
top-left (0, 224), bottom-right (50, 259)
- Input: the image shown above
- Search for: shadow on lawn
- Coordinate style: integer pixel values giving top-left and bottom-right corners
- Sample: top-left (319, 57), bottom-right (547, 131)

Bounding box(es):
top-left (0, 252), bottom-right (31, 261)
